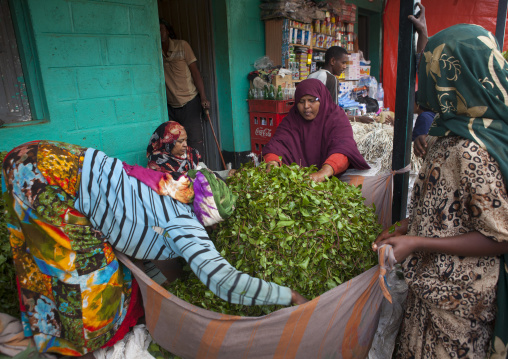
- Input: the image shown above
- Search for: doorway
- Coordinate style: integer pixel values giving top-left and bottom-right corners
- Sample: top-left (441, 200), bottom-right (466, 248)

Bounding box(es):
top-left (358, 14), bottom-right (369, 60)
top-left (157, 0), bottom-right (222, 170)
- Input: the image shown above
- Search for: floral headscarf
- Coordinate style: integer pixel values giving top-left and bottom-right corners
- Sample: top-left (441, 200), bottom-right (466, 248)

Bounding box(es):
top-left (147, 121), bottom-right (201, 175)
top-left (418, 24), bottom-right (508, 358)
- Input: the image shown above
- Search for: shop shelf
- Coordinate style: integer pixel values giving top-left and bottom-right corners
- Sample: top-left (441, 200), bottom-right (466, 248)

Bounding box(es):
top-left (247, 100), bottom-right (294, 114)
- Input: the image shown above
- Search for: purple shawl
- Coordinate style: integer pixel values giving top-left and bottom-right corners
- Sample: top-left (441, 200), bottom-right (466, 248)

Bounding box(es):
top-left (262, 78), bottom-right (369, 172)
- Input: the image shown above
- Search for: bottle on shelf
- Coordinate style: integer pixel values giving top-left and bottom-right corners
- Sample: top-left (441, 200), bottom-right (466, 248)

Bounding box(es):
top-left (276, 85), bottom-right (283, 101)
top-left (264, 85), bottom-right (269, 100)
top-left (268, 84), bottom-right (276, 100)
top-left (377, 83), bottom-right (384, 110)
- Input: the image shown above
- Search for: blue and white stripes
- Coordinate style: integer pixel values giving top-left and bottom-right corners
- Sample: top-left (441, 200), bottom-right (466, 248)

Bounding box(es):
top-left (75, 148), bottom-right (291, 306)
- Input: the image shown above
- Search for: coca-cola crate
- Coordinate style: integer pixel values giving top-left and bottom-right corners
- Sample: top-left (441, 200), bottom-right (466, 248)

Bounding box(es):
top-left (248, 100), bottom-right (294, 114)
top-left (250, 137), bottom-right (271, 157)
top-left (249, 112), bottom-right (287, 144)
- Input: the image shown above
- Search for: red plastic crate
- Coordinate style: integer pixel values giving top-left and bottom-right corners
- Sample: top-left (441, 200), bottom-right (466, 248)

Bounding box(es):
top-left (249, 112), bottom-right (287, 143)
top-left (250, 137), bottom-right (271, 157)
top-left (247, 99), bottom-right (294, 113)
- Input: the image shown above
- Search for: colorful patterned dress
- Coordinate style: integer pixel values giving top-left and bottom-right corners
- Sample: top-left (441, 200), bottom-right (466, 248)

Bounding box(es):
top-left (397, 23), bottom-right (508, 358)
top-left (2, 140), bottom-right (294, 355)
top-left (396, 137), bottom-right (508, 358)
top-left (1, 141), bottom-right (140, 356)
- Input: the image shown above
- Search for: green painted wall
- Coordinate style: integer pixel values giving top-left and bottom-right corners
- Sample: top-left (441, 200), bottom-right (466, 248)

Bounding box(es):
top-left (367, 13), bottom-right (382, 82)
top-left (212, 0), bottom-right (265, 153)
top-left (1, 0), bottom-right (166, 165)
top-left (212, 0), bottom-right (234, 152)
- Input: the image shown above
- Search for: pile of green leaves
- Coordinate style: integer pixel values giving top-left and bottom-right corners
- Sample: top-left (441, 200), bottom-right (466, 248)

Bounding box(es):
top-left (166, 163), bottom-right (382, 316)
top-left (0, 151), bottom-right (20, 318)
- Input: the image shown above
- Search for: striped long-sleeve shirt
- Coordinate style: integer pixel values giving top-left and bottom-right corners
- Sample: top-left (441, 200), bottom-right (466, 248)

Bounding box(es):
top-left (75, 148), bottom-right (291, 306)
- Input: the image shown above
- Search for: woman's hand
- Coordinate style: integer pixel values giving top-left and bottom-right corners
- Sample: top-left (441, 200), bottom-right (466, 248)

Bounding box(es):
top-left (309, 164), bottom-right (334, 182)
top-left (350, 115), bottom-right (374, 124)
top-left (408, 3), bottom-right (428, 53)
top-left (372, 218), bottom-right (413, 263)
top-left (373, 235), bottom-right (420, 263)
top-left (227, 169), bottom-right (237, 177)
top-left (266, 160), bottom-right (280, 173)
top-left (372, 218), bottom-right (409, 250)
top-left (384, 114), bottom-right (395, 126)
top-left (413, 134), bottom-right (428, 158)
top-left (291, 290), bottom-right (309, 305)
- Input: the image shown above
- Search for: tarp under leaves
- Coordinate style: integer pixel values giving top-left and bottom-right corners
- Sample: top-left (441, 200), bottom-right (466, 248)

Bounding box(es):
top-left (116, 171), bottom-right (401, 359)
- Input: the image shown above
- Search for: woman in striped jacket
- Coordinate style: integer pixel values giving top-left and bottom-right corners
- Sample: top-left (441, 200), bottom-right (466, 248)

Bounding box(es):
top-left (1, 140), bottom-right (306, 356)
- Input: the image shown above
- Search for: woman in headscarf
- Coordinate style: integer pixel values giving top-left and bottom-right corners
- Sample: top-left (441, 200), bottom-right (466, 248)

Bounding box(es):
top-left (147, 120), bottom-right (233, 179)
top-left (262, 78), bottom-right (369, 182)
top-left (2, 140), bottom-right (307, 356)
top-left (373, 24), bottom-right (508, 358)
top-left (144, 121), bottom-right (234, 285)
top-left (147, 120), bottom-right (201, 174)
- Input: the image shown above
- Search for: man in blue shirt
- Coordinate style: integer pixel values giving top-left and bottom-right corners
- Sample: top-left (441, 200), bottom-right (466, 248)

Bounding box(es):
top-left (412, 91), bottom-right (436, 141)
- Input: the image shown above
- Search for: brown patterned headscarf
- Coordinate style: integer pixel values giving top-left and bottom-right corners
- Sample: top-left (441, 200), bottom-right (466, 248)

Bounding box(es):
top-left (146, 121), bottom-right (201, 174)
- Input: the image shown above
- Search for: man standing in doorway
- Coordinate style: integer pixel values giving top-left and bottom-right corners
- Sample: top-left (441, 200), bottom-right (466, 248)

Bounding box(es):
top-left (159, 18), bottom-right (209, 157)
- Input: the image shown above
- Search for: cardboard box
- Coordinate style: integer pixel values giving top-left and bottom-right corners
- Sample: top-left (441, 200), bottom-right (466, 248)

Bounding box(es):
top-left (360, 66), bottom-right (371, 77)
top-left (345, 66), bottom-right (360, 80)
top-left (272, 74), bottom-right (293, 89)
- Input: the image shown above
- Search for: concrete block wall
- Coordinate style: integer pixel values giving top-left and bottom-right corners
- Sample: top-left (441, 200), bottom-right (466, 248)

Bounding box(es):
top-left (0, 0), bottom-right (166, 165)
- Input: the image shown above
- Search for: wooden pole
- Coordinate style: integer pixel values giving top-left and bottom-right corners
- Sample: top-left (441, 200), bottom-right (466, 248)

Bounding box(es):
top-left (204, 109), bottom-right (227, 170)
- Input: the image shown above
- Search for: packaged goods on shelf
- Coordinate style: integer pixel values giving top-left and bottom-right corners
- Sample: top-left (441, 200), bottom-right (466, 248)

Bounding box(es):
top-left (345, 67), bottom-right (360, 80)
top-left (345, 53), bottom-right (360, 80)
top-left (272, 74), bottom-right (293, 89)
top-left (349, 52), bottom-right (360, 65)
top-left (360, 66), bottom-right (371, 77)
top-left (339, 81), bottom-right (353, 95)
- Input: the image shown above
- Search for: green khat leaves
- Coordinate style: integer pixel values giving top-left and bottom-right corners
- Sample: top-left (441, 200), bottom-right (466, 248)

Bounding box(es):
top-left (166, 162), bottom-right (382, 316)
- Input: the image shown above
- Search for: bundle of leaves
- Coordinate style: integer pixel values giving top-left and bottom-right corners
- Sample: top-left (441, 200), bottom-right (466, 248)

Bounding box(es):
top-left (166, 163), bottom-right (382, 316)
top-left (0, 151), bottom-right (20, 318)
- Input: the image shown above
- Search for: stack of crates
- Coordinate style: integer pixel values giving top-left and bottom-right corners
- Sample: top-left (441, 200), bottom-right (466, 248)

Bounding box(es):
top-left (248, 99), bottom-right (293, 157)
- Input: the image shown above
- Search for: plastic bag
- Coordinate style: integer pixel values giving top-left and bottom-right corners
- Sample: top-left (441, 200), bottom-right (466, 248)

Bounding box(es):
top-left (254, 56), bottom-right (274, 71)
top-left (93, 325), bottom-right (154, 359)
top-left (367, 267), bottom-right (408, 359)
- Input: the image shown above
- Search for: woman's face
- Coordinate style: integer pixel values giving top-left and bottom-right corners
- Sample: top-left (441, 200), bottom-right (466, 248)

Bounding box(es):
top-left (160, 24), bottom-right (169, 42)
top-left (171, 130), bottom-right (188, 157)
top-left (297, 95), bottom-right (320, 121)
